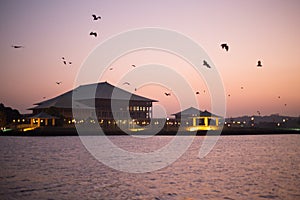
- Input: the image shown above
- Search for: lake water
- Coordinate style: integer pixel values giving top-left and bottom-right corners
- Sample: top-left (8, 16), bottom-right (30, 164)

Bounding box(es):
top-left (0, 134), bottom-right (299, 200)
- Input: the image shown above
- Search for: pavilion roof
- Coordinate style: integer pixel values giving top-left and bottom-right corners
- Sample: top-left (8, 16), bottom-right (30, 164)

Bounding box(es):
top-left (29, 82), bottom-right (157, 110)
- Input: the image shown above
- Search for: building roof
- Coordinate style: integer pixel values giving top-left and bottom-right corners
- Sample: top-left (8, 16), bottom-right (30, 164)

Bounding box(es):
top-left (29, 82), bottom-right (157, 110)
top-left (172, 107), bottom-right (221, 118)
top-left (28, 112), bottom-right (59, 119)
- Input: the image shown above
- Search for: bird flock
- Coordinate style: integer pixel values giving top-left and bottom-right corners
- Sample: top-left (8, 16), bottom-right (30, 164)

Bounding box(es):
top-left (10, 15), bottom-right (288, 113)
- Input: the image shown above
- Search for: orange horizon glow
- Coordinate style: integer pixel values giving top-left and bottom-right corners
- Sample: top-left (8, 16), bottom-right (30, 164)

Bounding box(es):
top-left (0, 0), bottom-right (299, 118)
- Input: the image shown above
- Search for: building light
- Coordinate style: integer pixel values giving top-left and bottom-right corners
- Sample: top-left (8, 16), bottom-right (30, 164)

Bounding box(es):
top-left (251, 117), bottom-right (254, 121)
top-left (277, 123), bottom-right (280, 126)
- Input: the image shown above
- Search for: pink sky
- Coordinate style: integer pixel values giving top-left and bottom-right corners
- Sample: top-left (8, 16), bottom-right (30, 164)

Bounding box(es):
top-left (0, 0), bottom-right (299, 117)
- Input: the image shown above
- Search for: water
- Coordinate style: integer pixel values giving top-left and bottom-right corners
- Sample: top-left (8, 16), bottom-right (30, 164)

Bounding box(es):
top-left (0, 135), bottom-right (299, 200)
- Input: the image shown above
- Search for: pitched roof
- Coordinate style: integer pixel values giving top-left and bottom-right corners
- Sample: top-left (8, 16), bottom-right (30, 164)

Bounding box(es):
top-left (29, 82), bottom-right (157, 110)
top-left (28, 112), bottom-right (59, 119)
top-left (172, 107), bottom-right (220, 117)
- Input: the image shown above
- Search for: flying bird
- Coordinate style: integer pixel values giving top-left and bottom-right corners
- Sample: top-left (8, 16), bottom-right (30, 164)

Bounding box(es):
top-left (56, 81), bottom-right (62, 85)
top-left (11, 45), bottom-right (24, 49)
top-left (92, 14), bottom-right (101, 20)
top-left (62, 57), bottom-right (72, 65)
top-left (257, 60), bottom-right (262, 67)
top-left (109, 68), bottom-right (113, 70)
top-left (196, 91), bottom-right (200, 95)
top-left (203, 60), bottom-right (211, 68)
top-left (241, 86), bottom-right (244, 89)
top-left (257, 111), bottom-right (261, 115)
top-left (132, 64), bottom-right (136, 68)
top-left (123, 82), bottom-right (130, 85)
top-left (278, 96), bottom-right (281, 99)
top-left (221, 43), bottom-right (229, 51)
top-left (164, 92), bottom-right (171, 96)
top-left (90, 31), bottom-right (97, 37)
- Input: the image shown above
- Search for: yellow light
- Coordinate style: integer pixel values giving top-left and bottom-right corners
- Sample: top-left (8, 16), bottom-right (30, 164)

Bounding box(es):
top-left (23, 127), bottom-right (37, 132)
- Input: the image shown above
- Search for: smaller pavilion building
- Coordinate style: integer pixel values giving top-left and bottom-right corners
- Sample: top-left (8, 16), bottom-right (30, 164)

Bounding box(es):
top-left (172, 107), bottom-right (223, 131)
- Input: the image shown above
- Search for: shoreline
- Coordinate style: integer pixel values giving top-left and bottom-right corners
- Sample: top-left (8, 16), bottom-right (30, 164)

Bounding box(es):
top-left (1, 127), bottom-right (299, 136)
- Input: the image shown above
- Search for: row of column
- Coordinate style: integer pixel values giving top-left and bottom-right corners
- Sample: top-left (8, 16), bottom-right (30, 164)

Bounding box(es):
top-left (192, 117), bottom-right (219, 126)
top-left (30, 118), bottom-right (56, 127)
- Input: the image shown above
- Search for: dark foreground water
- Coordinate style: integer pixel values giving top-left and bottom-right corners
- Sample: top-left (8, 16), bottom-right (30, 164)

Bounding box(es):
top-left (0, 134), bottom-right (299, 200)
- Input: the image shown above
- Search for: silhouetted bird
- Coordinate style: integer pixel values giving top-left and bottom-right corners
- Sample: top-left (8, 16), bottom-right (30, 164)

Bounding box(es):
top-left (90, 32), bottom-right (97, 37)
top-left (63, 61), bottom-right (67, 65)
top-left (228, 94), bottom-right (231, 97)
top-left (203, 60), bottom-right (211, 68)
top-left (11, 45), bottom-right (24, 48)
top-left (257, 111), bottom-right (261, 115)
top-left (62, 57), bottom-right (65, 60)
top-left (56, 81), bottom-right (62, 85)
top-left (92, 14), bottom-right (101, 20)
top-left (123, 82), bottom-right (130, 85)
top-left (132, 64), bottom-right (136, 68)
top-left (278, 96), bottom-right (280, 99)
top-left (284, 103), bottom-right (287, 106)
top-left (221, 43), bottom-right (229, 51)
top-left (69, 62), bottom-right (72, 65)
top-left (43, 96), bottom-right (46, 99)
top-left (109, 68), bottom-right (113, 70)
top-left (196, 91), bottom-right (200, 95)
top-left (241, 86), bottom-right (244, 89)
top-left (165, 92), bottom-right (171, 96)
top-left (257, 60), bottom-right (262, 67)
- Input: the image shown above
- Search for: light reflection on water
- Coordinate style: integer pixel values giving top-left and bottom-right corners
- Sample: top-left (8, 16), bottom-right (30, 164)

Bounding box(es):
top-left (0, 135), bottom-right (299, 200)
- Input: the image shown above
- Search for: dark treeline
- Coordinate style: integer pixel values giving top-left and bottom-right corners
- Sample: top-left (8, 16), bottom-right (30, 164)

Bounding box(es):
top-left (0, 103), bottom-right (21, 126)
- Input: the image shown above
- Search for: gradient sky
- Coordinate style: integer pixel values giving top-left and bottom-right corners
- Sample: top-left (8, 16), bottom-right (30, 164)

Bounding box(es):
top-left (0, 0), bottom-right (299, 118)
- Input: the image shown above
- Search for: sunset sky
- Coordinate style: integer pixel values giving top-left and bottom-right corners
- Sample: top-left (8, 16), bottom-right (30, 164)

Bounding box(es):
top-left (0, 0), bottom-right (299, 118)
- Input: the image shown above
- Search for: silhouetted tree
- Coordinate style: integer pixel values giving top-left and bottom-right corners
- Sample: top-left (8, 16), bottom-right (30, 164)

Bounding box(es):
top-left (0, 103), bottom-right (21, 125)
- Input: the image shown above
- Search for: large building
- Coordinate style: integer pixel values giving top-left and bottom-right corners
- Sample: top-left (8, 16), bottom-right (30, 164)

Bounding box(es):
top-left (29, 82), bottom-right (157, 128)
